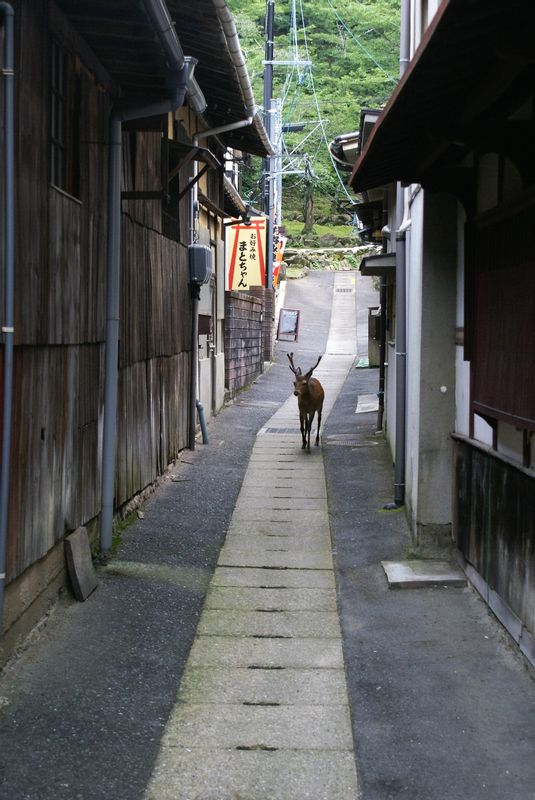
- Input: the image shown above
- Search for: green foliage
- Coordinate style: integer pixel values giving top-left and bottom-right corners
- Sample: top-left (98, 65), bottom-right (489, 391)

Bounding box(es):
top-left (228, 0), bottom-right (400, 231)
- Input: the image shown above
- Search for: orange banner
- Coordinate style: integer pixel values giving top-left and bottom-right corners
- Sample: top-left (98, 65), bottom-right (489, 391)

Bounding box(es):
top-left (225, 217), bottom-right (267, 290)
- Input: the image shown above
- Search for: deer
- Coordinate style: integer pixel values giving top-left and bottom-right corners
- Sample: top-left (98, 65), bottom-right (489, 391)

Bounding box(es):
top-left (287, 352), bottom-right (325, 453)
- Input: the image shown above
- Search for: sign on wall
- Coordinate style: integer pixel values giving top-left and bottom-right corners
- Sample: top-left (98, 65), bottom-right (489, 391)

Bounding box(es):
top-left (277, 308), bottom-right (300, 341)
top-left (225, 216), bottom-right (267, 290)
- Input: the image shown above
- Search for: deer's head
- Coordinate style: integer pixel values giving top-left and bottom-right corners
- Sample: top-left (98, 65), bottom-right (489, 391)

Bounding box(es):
top-left (287, 353), bottom-right (322, 398)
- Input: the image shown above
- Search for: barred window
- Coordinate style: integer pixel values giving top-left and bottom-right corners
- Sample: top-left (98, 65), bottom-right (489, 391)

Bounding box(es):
top-left (51, 40), bottom-right (81, 198)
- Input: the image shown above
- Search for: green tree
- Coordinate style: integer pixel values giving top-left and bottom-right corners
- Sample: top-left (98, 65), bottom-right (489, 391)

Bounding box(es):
top-left (228, 0), bottom-right (400, 228)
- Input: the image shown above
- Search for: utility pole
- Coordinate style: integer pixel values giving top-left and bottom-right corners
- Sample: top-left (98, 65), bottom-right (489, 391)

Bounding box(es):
top-left (262, 0), bottom-right (275, 288)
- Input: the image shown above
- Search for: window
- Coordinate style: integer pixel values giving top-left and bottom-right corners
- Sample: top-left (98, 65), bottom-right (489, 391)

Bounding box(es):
top-left (471, 196), bottom-right (535, 434)
top-left (51, 40), bottom-right (81, 198)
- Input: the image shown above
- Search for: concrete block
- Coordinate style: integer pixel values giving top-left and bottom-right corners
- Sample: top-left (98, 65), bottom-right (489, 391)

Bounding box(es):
top-left (211, 566), bottom-right (335, 589)
top-left (188, 636), bottom-right (344, 669)
top-left (205, 586), bottom-right (337, 611)
top-left (198, 609), bottom-right (341, 638)
top-left (64, 527), bottom-right (98, 601)
top-left (381, 559), bottom-right (466, 589)
top-left (160, 704), bottom-right (354, 750)
top-left (519, 627), bottom-right (535, 671)
top-left (218, 548), bottom-right (333, 571)
top-left (177, 666), bottom-right (349, 706)
top-left (489, 589), bottom-right (522, 643)
top-left (146, 749), bottom-right (359, 800)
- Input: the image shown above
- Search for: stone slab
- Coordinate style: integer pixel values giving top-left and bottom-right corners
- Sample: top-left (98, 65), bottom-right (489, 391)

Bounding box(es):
top-left (211, 567), bottom-right (335, 589)
top-left (238, 486), bottom-right (327, 498)
top-left (218, 549), bottom-right (333, 571)
top-left (64, 527), bottom-right (98, 601)
top-left (161, 704), bottom-right (354, 750)
top-left (198, 609), bottom-right (341, 638)
top-left (355, 393), bottom-right (379, 414)
top-left (177, 666), bottom-right (349, 705)
top-left (228, 521), bottom-right (327, 536)
top-left (222, 533), bottom-right (331, 551)
top-left (205, 586), bottom-right (337, 611)
top-left (381, 560), bottom-right (467, 588)
top-left (188, 636), bottom-right (344, 669)
top-left (234, 497), bottom-right (327, 511)
top-left (231, 509), bottom-right (327, 523)
top-left (144, 749), bottom-right (359, 800)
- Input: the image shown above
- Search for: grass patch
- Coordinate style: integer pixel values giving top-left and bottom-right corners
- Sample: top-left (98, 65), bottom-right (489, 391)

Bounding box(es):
top-left (284, 220), bottom-right (354, 241)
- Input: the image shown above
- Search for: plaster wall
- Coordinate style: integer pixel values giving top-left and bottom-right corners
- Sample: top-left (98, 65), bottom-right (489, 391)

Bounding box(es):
top-left (455, 207), bottom-right (470, 436)
top-left (411, 192), bottom-right (457, 552)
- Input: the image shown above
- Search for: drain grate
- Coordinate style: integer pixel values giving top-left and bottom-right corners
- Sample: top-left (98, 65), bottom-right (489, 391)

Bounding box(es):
top-left (324, 435), bottom-right (375, 447)
top-left (335, 287), bottom-right (355, 293)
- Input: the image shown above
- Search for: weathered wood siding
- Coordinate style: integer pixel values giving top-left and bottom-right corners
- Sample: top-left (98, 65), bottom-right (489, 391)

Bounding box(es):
top-left (4, 1), bottom-right (193, 585)
top-left (453, 438), bottom-right (535, 638)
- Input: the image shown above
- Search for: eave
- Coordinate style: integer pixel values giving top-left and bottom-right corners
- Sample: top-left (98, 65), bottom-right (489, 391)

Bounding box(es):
top-left (350, 0), bottom-right (535, 196)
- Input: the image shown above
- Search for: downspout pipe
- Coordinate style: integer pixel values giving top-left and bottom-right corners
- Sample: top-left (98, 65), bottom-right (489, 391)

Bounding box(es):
top-left (100, 1), bottom-right (195, 555)
top-left (390, 0), bottom-right (411, 508)
top-left (188, 116), bottom-right (253, 451)
top-left (0, 1), bottom-right (14, 628)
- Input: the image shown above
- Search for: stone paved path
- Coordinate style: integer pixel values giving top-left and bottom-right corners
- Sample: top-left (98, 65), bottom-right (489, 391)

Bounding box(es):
top-left (144, 273), bottom-right (359, 800)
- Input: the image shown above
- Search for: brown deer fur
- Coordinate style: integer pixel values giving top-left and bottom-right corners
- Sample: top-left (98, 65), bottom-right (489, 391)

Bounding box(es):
top-left (287, 353), bottom-right (324, 452)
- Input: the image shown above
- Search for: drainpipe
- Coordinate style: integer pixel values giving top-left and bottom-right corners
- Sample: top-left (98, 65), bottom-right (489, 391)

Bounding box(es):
top-left (0, 1), bottom-right (14, 627)
top-left (188, 117), bottom-right (253, 451)
top-left (390, 0), bottom-right (411, 508)
top-left (100, 0), bottom-right (195, 555)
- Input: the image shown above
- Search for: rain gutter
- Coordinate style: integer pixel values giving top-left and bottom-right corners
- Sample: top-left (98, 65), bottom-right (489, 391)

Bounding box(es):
top-left (211, 0), bottom-right (275, 157)
top-left (0, 1), bottom-right (14, 628)
top-left (391, 0), bottom-right (411, 508)
top-left (100, 0), bottom-right (196, 554)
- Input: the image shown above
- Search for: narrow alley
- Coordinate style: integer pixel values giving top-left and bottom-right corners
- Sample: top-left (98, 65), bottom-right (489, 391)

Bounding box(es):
top-left (0, 270), bottom-right (534, 800)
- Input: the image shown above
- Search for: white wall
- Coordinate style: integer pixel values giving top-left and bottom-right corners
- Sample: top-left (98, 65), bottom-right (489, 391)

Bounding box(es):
top-left (405, 191), bottom-right (458, 551)
top-left (455, 206), bottom-right (470, 436)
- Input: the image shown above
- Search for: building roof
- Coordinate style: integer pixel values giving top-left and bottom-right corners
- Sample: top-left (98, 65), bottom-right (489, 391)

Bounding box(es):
top-left (350, 0), bottom-right (535, 194)
top-left (56, 0), bottom-right (272, 157)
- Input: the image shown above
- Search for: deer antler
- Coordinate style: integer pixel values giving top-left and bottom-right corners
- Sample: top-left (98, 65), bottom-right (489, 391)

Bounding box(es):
top-left (287, 352), bottom-right (302, 376)
top-left (304, 355), bottom-right (322, 379)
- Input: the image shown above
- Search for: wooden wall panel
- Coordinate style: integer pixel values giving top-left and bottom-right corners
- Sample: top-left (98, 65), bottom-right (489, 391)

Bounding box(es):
top-left (454, 439), bottom-right (535, 638)
top-left (7, 344), bottom-right (102, 581)
top-left (115, 353), bottom-right (190, 506)
top-left (15, 1), bottom-right (49, 345)
top-left (48, 188), bottom-right (82, 343)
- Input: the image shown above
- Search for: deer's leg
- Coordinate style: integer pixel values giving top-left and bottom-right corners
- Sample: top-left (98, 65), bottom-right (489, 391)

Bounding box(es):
top-left (315, 407), bottom-right (322, 446)
top-left (306, 411), bottom-right (315, 453)
top-left (300, 411), bottom-right (307, 449)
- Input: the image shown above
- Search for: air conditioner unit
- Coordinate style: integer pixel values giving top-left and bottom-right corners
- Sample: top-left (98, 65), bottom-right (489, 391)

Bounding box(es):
top-left (188, 244), bottom-right (212, 285)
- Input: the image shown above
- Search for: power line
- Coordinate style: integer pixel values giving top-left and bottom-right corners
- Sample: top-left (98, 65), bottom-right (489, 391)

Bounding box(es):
top-left (325, 0), bottom-right (397, 82)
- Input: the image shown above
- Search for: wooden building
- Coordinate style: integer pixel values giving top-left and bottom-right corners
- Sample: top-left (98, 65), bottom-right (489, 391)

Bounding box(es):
top-left (0, 0), bottom-right (272, 659)
top-left (350, 0), bottom-right (535, 668)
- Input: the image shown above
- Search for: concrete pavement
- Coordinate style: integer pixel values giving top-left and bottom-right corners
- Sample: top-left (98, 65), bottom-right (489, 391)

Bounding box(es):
top-left (144, 272), bottom-right (359, 799)
top-left (0, 269), bottom-right (534, 800)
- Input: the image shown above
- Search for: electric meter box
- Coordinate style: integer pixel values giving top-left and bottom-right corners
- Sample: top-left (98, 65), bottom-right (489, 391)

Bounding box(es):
top-left (188, 244), bottom-right (212, 285)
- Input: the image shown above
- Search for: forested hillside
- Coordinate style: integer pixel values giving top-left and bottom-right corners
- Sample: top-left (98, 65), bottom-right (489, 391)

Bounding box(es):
top-left (227, 0), bottom-right (400, 235)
